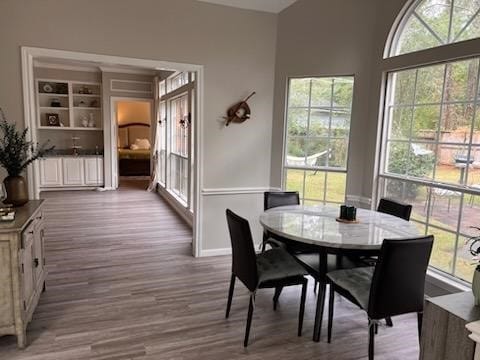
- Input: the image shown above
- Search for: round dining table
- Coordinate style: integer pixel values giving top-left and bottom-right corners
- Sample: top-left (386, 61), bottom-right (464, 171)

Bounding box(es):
top-left (259, 204), bottom-right (420, 342)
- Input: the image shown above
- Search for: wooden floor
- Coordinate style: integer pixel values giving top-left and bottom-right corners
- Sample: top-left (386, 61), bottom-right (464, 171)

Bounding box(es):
top-left (0, 180), bottom-right (421, 359)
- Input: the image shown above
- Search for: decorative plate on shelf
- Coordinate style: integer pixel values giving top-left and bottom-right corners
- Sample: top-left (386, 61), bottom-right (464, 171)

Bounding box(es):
top-left (42, 83), bottom-right (54, 93)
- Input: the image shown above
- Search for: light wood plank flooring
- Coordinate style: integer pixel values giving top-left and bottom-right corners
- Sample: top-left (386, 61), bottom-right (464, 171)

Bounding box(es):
top-left (0, 180), bottom-right (420, 359)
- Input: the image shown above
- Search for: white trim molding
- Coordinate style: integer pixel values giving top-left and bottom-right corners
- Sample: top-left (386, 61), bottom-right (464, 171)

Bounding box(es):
top-left (157, 186), bottom-right (194, 227)
top-left (110, 79), bottom-right (153, 94)
top-left (99, 65), bottom-right (157, 76)
top-left (34, 61), bottom-right (100, 73)
top-left (199, 243), bottom-right (261, 257)
top-left (21, 46), bottom-right (204, 258)
top-left (202, 187), bottom-right (281, 196)
top-left (199, 248), bottom-right (231, 257)
top-left (346, 194), bottom-right (372, 207)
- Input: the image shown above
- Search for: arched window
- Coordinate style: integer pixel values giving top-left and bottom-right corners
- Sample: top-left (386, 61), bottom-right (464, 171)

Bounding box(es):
top-left (378, 0), bottom-right (480, 284)
top-left (391, 0), bottom-right (480, 56)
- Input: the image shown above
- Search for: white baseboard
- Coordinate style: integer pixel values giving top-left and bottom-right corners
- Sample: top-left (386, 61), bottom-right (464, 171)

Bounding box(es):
top-left (156, 187), bottom-right (193, 227)
top-left (202, 187), bottom-right (281, 196)
top-left (199, 243), bottom-right (261, 257)
top-left (199, 248), bottom-right (231, 257)
top-left (346, 195), bottom-right (372, 207)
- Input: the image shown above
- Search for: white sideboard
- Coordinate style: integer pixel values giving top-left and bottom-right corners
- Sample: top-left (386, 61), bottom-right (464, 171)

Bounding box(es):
top-left (39, 156), bottom-right (103, 189)
top-left (0, 201), bottom-right (46, 348)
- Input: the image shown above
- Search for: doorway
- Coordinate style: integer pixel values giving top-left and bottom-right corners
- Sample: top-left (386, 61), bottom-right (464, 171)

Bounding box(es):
top-left (112, 98), bottom-right (153, 189)
top-left (22, 47), bottom-right (204, 257)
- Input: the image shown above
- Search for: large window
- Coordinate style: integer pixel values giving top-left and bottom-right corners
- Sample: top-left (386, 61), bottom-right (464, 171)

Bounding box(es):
top-left (380, 0), bottom-right (480, 283)
top-left (392, 0), bottom-right (480, 56)
top-left (283, 77), bottom-right (354, 204)
top-left (156, 72), bottom-right (194, 209)
top-left (169, 94), bottom-right (189, 202)
top-left (158, 101), bottom-right (166, 185)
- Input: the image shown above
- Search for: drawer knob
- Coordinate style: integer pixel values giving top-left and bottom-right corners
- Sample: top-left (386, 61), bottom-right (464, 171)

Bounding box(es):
top-left (34, 258), bottom-right (39, 268)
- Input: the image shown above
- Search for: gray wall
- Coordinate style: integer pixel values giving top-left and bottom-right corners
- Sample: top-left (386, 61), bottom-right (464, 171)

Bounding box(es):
top-left (271, 0), bottom-right (380, 205)
top-left (0, 0), bottom-right (277, 253)
top-left (271, 0), bottom-right (480, 208)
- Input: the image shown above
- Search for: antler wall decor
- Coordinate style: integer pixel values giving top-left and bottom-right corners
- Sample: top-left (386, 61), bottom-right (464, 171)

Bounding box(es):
top-left (224, 91), bottom-right (256, 126)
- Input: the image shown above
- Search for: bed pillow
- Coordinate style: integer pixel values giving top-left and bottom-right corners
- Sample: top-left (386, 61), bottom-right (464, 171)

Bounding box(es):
top-left (130, 144), bottom-right (140, 150)
top-left (133, 138), bottom-right (151, 150)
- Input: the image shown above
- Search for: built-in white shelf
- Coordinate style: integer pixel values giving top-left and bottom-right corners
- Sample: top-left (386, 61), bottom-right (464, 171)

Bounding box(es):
top-left (38, 93), bottom-right (69, 97)
top-left (39, 107), bottom-right (69, 110)
top-left (36, 79), bottom-right (102, 130)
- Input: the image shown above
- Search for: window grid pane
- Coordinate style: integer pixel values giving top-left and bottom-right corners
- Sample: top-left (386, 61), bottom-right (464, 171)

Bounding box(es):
top-left (380, 56), bottom-right (480, 283)
top-left (392, 1), bottom-right (480, 56)
top-left (284, 76), bottom-right (353, 204)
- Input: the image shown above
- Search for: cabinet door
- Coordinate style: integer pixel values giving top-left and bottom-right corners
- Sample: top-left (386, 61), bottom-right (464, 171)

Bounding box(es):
top-left (39, 158), bottom-right (62, 187)
top-left (21, 232), bottom-right (35, 311)
top-left (32, 217), bottom-right (45, 285)
top-left (62, 158), bottom-right (84, 186)
top-left (84, 157), bottom-right (104, 185)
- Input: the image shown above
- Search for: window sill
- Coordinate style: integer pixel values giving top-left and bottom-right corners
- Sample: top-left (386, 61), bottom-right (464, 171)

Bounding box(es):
top-left (427, 268), bottom-right (471, 294)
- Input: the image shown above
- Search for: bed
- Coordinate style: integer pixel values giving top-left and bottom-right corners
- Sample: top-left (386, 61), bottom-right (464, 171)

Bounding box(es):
top-left (118, 123), bottom-right (151, 176)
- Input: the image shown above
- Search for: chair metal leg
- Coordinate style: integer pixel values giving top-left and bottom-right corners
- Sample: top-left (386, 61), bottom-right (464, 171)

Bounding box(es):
top-left (374, 323), bottom-right (378, 334)
top-left (261, 236), bottom-right (267, 252)
top-left (313, 281), bottom-right (327, 342)
top-left (298, 279), bottom-right (307, 336)
top-left (225, 273), bottom-right (235, 318)
top-left (385, 317), bottom-right (393, 327)
top-left (273, 286), bottom-right (283, 310)
top-left (417, 312), bottom-right (423, 344)
top-left (327, 285), bottom-right (334, 343)
top-left (368, 319), bottom-right (375, 360)
top-left (244, 294), bottom-right (255, 347)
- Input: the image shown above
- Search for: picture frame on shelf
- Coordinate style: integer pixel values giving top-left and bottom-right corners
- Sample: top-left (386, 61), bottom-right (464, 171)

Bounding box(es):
top-left (45, 113), bottom-right (60, 127)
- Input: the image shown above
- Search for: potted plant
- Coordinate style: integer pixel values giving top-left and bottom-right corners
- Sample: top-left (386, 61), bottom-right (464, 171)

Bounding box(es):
top-left (0, 109), bottom-right (54, 206)
top-left (468, 228), bottom-right (480, 305)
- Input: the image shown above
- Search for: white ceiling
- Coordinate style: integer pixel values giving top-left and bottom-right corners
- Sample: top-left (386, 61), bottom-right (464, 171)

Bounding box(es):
top-left (196, 0), bottom-right (298, 13)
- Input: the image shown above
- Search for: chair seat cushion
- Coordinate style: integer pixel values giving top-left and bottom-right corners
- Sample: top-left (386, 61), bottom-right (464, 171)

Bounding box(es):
top-left (257, 248), bottom-right (307, 285)
top-left (295, 253), bottom-right (367, 276)
top-left (327, 267), bottom-right (374, 310)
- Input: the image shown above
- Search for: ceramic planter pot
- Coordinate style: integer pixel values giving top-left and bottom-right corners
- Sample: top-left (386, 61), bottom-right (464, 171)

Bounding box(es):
top-left (4, 175), bottom-right (28, 207)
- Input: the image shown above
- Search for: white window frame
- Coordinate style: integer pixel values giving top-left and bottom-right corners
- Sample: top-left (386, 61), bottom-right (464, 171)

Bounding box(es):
top-left (157, 72), bottom-right (195, 211)
top-left (377, 0), bottom-right (480, 285)
top-left (282, 75), bottom-right (354, 205)
top-left (388, 0), bottom-right (480, 57)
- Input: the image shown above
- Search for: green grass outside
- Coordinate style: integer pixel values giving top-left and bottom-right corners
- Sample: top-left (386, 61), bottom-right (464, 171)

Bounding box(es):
top-left (285, 166), bottom-right (478, 283)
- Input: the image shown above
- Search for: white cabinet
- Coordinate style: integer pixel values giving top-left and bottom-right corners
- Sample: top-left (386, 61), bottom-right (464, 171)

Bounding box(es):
top-left (84, 157), bottom-right (104, 185)
top-left (62, 158), bottom-right (84, 185)
top-left (39, 156), bottom-right (103, 189)
top-left (39, 158), bottom-right (62, 187)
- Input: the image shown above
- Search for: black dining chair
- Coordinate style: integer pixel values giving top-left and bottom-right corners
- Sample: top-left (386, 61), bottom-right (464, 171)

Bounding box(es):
top-left (263, 191), bottom-right (325, 301)
top-left (326, 235), bottom-right (434, 360)
top-left (370, 197), bottom-right (413, 328)
top-left (225, 209), bottom-right (308, 347)
top-left (261, 191), bottom-right (300, 252)
top-left (377, 198), bottom-right (412, 221)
